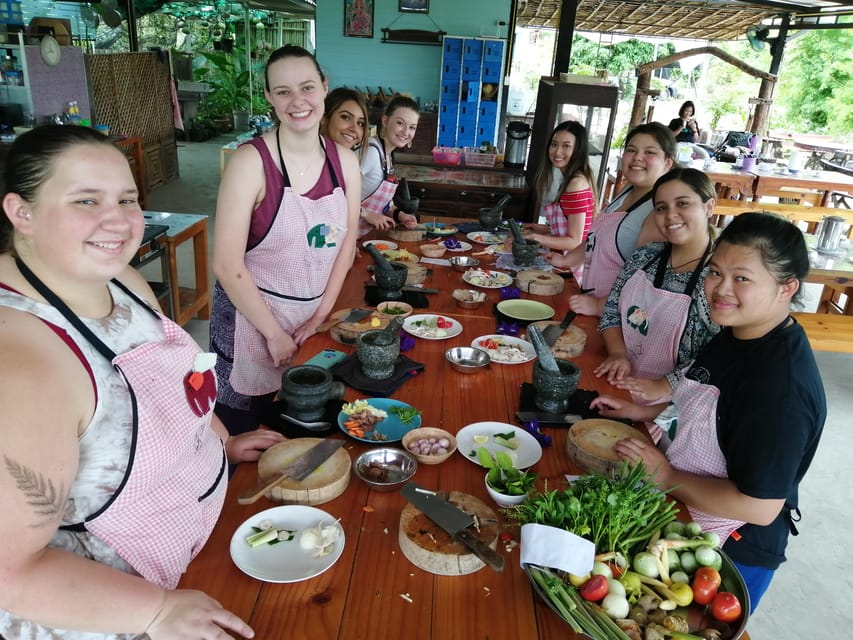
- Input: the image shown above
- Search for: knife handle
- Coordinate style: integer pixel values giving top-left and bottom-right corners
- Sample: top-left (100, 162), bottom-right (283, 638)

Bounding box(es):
top-left (453, 529), bottom-right (505, 573)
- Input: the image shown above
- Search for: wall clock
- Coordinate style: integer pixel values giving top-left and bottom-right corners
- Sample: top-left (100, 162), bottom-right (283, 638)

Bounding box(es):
top-left (40, 34), bottom-right (61, 66)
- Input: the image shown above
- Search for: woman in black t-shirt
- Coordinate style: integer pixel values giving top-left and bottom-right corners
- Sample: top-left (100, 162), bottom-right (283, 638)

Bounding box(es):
top-left (668, 100), bottom-right (700, 143)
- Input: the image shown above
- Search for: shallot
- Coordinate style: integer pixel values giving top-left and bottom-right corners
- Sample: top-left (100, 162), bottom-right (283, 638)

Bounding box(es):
top-left (406, 436), bottom-right (451, 456)
top-left (299, 520), bottom-right (341, 557)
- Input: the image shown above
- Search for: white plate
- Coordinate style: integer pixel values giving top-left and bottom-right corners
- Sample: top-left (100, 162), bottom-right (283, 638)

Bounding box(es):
top-left (403, 314), bottom-right (464, 340)
top-left (462, 269), bottom-right (514, 289)
top-left (444, 240), bottom-right (473, 252)
top-left (456, 421), bottom-right (543, 469)
top-left (230, 505), bottom-right (345, 583)
top-left (362, 239), bottom-right (397, 250)
top-left (471, 334), bottom-right (536, 364)
top-left (467, 231), bottom-right (508, 245)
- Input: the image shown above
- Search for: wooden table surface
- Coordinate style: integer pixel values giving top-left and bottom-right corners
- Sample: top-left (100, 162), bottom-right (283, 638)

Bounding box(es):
top-left (749, 167), bottom-right (853, 206)
top-left (179, 223), bottom-right (750, 639)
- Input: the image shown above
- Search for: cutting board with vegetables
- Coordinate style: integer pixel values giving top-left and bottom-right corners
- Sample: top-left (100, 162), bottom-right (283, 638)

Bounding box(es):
top-left (398, 491), bottom-right (499, 576)
top-left (567, 419), bottom-right (646, 476)
top-left (526, 320), bottom-right (587, 358)
top-left (514, 270), bottom-right (564, 295)
top-left (327, 309), bottom-right (390, 345)
top-left (256, 438), bottom-right (351, 505)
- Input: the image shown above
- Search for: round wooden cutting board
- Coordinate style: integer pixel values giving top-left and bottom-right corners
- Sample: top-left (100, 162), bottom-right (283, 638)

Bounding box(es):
top-left (567, 419), bottom-right (646, 476)
top-left (398, 491), bottom-right (499, 576)
top-left (326, 308), bottom-right (390, 345)
top-left (515, 270), bottom-right (565, 295)
top-left (256, 438), bottom-right (351, 505)
top-left (526, 320), bottom-right (587, 358)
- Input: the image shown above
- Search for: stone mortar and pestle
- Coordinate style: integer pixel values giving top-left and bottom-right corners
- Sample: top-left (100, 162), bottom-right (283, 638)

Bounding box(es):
top-left (392, 177), bottom-right (420, 217)
top-left (365, 243), bottom-right (408, 299)
top-left (477, 193), bottom-right (511, 231)
top-left (278, 364), bottom-right (345, 423)
top-left (527, 324), bottom-right (580, 413)
top-left (356, 316), bottom-right (405, 380)
top-left (507, 217), bottom-right (538, 266)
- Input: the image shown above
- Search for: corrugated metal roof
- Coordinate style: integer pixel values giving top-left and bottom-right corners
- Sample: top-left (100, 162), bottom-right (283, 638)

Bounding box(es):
top-left (516, 0), bottom-right (853, 41)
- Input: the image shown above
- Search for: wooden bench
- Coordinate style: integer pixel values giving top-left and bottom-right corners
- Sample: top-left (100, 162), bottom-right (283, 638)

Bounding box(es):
top-left (792, 313), bottom-right (853, 353)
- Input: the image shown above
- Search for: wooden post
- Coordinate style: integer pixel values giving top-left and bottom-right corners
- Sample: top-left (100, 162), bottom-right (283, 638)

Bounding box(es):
top-left (630, 71), bottom-right (651, 130)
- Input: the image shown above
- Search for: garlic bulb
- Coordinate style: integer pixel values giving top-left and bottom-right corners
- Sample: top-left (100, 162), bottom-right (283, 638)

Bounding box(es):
top-left (298, 520), bottom-right (341, 557)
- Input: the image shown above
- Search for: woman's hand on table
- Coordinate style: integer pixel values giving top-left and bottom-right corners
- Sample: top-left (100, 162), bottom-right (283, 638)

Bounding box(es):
top-left (292, 316), bottom-right (325, 346)
top-left (523, 223), bottom-right (549, 235)
top-left (265, 330), bottom-right (298, 368)
top-left (363, 211), bottom-right (395, 231)
top-left (611, 376), bottom-right (672, 404)
top-left (226, 429), bottom-right (285, 463)
top-left (594, 354), bottom-right (632, 382)
top-left (146, 589), bottom-right (254, 639)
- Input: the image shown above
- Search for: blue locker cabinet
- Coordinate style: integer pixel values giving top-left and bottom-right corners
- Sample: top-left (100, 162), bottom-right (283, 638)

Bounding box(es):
top-left (437, 36), bottom-right (505, 150)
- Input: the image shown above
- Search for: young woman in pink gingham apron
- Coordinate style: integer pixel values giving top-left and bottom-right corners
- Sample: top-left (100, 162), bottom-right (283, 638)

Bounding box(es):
top-left (359, 138), bottom-right (399, 236)
top-left (593, 212), bottom-right (826, 612)
top-left (544, 123), bottom-right (676, 315)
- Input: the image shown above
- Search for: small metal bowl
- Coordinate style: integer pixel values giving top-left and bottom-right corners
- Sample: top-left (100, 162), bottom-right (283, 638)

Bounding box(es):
top-left (352, 448), bottom-right (418, 492)
top-left (452, 288), bottom-right (487, 310)
top-left (449, 256), bottom-right (480, 272)
top-left (445, 346), bottom-right (491, 373)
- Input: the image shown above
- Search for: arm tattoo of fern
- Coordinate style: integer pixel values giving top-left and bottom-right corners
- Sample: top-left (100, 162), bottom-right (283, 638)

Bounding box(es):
top-left (4, 455), bottom-right (67, 527)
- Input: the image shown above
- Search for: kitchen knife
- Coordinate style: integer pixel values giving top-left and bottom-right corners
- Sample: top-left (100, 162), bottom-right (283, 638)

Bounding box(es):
top-left (401, 482), bottom-right (504, 573)
top-left (238, 439), bottom-right (346, 505)
top-left (516, 411), bottom-right (583, 425)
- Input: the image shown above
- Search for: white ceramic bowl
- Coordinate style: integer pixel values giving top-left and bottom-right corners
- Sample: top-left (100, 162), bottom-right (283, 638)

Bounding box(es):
top-left (484, 474), bottom-right (529, 508)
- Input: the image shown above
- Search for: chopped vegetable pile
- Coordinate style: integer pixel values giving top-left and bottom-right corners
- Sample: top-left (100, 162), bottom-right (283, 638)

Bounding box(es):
top-left (406, 315), bottom-right (455, 339)
top-left (341, 400), bottom-right (388, 440)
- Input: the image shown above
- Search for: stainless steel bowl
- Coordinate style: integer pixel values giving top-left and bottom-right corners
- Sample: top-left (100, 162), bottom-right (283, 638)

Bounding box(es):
top-left (452, 288), bottom-right (487, 309)
top-left (449, 256), bottom-right (480, 272)
top-left (445, 346), bottom-right (491, 373)
top-left (352, 448), bottom-right (417, 492)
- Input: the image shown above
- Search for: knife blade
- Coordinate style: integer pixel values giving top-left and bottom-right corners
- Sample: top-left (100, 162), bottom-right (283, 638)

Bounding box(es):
top-left (401, 482), bottom-right (504, 573)
top-left (516, 411), bottom-right (583, 425)
top-left (237, 439), bottom-right (346, 505)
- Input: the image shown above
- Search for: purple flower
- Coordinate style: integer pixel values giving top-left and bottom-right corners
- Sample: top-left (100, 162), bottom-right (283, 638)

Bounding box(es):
top-left (400, 333), bottom-right (416, 352)
top-left (443, 237), bottom-right (461, 249)
top-left (500, 286), bottom-right (521, 300)
top-left (496, 320), bottom-right (520, 336)
top-left (521, 417), bottom-right (552, 447)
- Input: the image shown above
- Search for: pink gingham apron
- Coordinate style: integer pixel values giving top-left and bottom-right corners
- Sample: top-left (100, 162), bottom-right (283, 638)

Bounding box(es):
top-left (230, 138), bottom-right (348, 395)
top-left (543, 201), bottom-right (567, 236)
top-left (360, 139), bottom-right (397, 235)
top-left (16, 259), bottom-right (226, 589)
top-left (660, 376), bottom-right (745, 543)
top-left (619, 244), bottom-right (707, 380)
top-left (582, 210), bottom-right (626, 297)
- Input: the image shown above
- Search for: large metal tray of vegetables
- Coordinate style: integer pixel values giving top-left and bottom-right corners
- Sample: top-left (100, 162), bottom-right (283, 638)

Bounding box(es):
top-left (506, 463), bottom-right (750, 640)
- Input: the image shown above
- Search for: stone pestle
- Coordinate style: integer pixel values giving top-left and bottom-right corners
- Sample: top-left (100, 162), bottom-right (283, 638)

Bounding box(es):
top-left (376, 316), bottom-right (405, 345)
top-left (527, 324), bottom-right (561, 373)
top-left (393, 177), bottom-right (420, 215)
top-left (365, 243), bottom-right (395, 271)
top-left (507, 217), bottom-right (527, 246)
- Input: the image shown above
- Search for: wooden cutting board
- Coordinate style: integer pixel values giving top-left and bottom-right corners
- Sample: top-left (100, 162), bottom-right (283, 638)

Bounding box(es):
top-left (515, 270), bottom-right (565, 295)
top-left (398, 491), bottom-right (499, 576)
top-left (326, 308), bottom-right (390, 345)
top-left (527, 320), bottom-right (587, 358)
top-left (567, 419), bottom-right (646, 476)
top-left (256, 438), bottom-right (351, 505)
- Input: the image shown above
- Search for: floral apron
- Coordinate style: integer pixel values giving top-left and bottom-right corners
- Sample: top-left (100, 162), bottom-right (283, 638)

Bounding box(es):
top-left (16, 258), bottom-right (225, 589)
top-left (658, 376), bottom-right (745, 543)
top-left (230, 136), bottom-right (348, 396)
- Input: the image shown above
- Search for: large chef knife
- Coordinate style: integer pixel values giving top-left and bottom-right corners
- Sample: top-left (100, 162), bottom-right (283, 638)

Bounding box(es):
top-left (238, 439), bottom-right (346, 505)
top-left (401, 482), bottom-right (504, 573)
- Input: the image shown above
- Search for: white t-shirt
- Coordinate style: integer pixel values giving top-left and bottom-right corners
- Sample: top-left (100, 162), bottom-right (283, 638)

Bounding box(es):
top-left (360, 138), bottom-right (387, 199)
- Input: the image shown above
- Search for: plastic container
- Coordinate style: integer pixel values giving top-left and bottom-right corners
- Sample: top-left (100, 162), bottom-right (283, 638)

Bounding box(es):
top-left (464, 148), bottom-right (497, 168)
top-left (432, 146), bottom-right (462, 166)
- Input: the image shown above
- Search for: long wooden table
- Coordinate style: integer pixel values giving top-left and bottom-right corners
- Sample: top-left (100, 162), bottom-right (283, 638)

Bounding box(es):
top-left (178, 227), bottom-right (635, 639)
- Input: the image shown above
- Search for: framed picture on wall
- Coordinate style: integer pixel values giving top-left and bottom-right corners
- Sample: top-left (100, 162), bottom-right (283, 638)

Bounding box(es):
top-left (344, 0), bottom-right (374, 38)
top-left (399, 0), bottom-right (429, 13)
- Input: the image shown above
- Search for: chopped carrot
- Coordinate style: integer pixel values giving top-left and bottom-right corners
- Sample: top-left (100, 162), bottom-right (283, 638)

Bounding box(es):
top-left (363, 505), bottom-right (375, 512)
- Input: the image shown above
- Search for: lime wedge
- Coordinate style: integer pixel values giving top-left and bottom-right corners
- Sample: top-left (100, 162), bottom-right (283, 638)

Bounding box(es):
top-left (473, 435), bottom-right (489, 444)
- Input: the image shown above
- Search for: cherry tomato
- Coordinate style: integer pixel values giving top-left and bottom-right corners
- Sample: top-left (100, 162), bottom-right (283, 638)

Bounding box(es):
top-left (436, 317), bottom-right (452, 329)
top-left (710, 591), bottom-right (743, 623)
top-left (481, 338), bottom-right (499, 350)
top-left (691, 566), bottom-right (721, 606)
top-left (579, 574), bottom-right (609, 602)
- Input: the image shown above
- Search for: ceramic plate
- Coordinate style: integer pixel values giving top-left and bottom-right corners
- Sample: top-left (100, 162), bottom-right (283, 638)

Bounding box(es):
top-left (497, 299), bottom-right (556, 322)
top-left (362, 239), bottom-right (398, 251)
top-left (403, 314), bottom-right (464, 340)
top-left (471, 334), bottom-right (536, 364)
top-left (467, 231), bottom-right (508, 245)
top-left (444, 240), bottom-right (473, 252)
top-left (424, 222), bottom-right (458, 236)
top-left (462, 268), bottom-right (514, 289)
top-left (337, 398), bottom-right (422, 443)
top-left (456, 421), bottom-right (543, 469)
top-left (230, 505), bottom-right (345, 583)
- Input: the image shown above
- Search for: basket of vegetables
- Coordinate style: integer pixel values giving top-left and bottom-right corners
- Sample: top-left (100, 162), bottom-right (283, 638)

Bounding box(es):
top-left (507, 463), bottom-right (750, 640)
